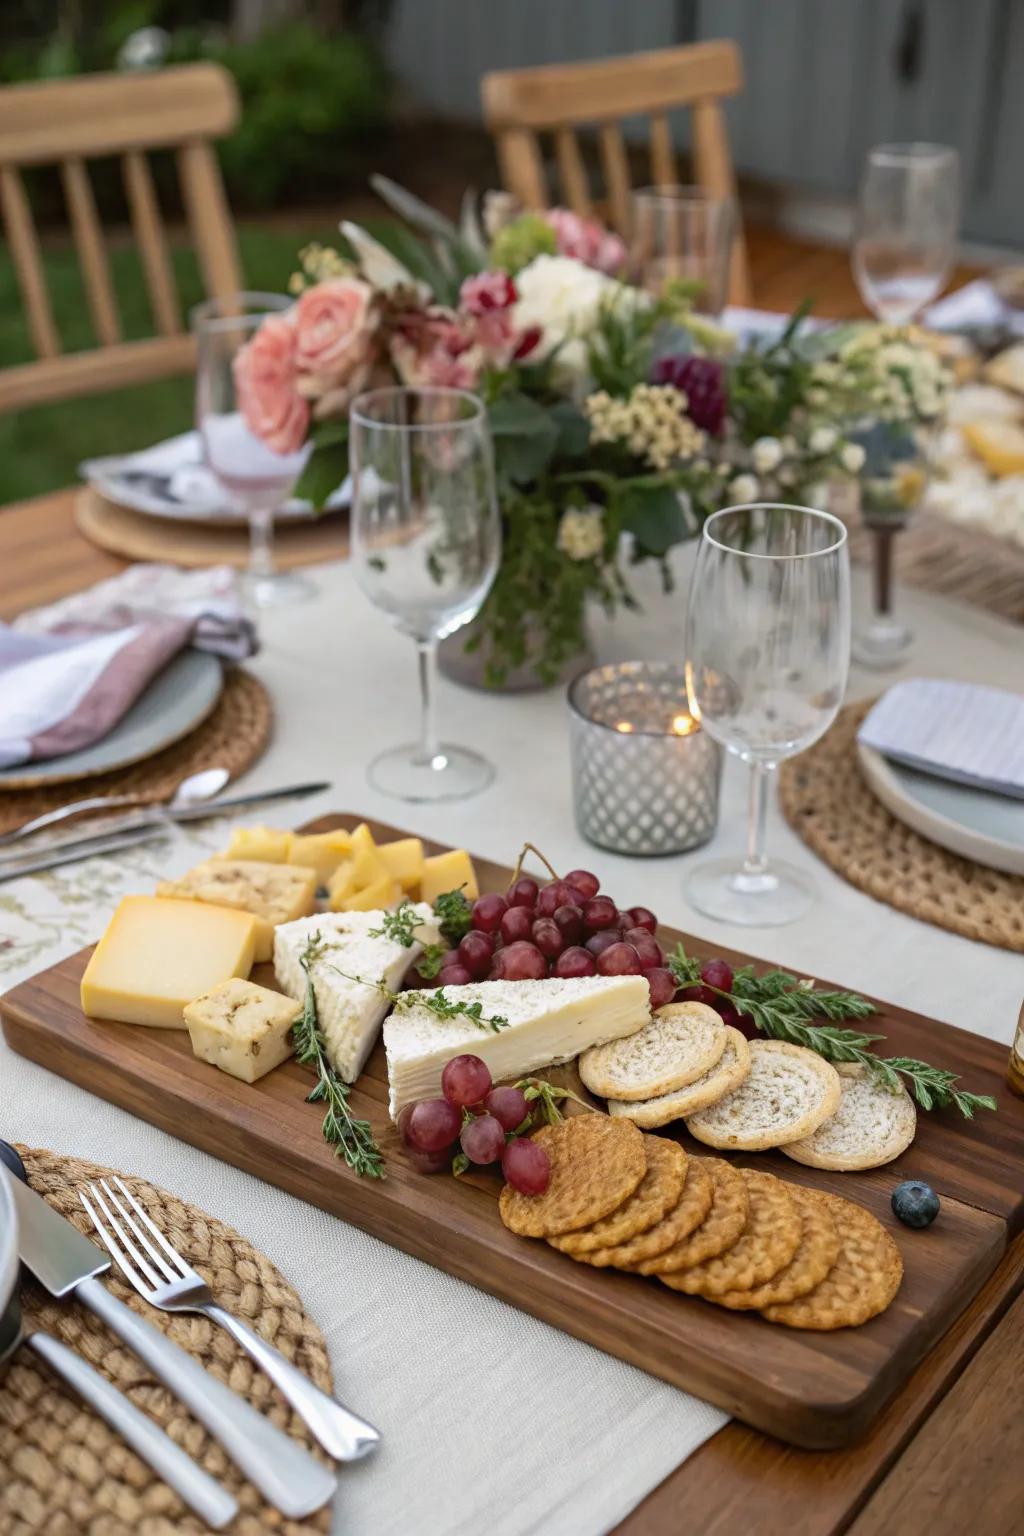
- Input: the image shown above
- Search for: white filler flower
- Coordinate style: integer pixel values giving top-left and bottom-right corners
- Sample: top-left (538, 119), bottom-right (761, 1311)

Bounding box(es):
top-left (728, 473), bottom-right (760, 503)
top-left (841, 442), bottom-right (866, 473)
top-left (810, 425), bottom-right (838, 454)
top-left (513, 254), bottom-right (632, 378)
top-left (557, 506), bottom-right (606, 560)
top-left (751, 436), bottom-right (783, 473)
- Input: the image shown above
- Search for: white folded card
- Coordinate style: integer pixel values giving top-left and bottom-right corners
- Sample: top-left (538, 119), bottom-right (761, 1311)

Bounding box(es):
top-left (858, 679), bottom-right (1024, 800)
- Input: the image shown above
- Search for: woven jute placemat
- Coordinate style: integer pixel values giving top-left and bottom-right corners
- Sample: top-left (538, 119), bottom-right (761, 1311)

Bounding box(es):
top-left (0, 670), bottom-right (272, 836)
top-left (846, 507), bottom-right (1024, 627)
top-left (0, 1147), bottom-right (334, 1535)
top-left (778, 699), bottom-right (1024, 953)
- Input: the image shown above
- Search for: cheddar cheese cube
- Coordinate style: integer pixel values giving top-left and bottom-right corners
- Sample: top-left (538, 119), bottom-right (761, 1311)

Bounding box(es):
top-left (348, 823), bottom-right (390, 889)
top-left (326, 860), bottom-right (358, 910)
top-left (184, 977), bottom-right (300, 1083)
top-left (420, 849), bottom-right (479, 906)
top-left (377, 837), bottom-right (425, 895)
top-left (156, 860), bottom-right (317, 962)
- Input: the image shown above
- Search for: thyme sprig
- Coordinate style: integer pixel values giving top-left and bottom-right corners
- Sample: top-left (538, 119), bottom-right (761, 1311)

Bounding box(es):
top-left (369, 898), bottom-right (447, 976)
top-left (667, 944), bottom-right (996, 1119)
top-left (433, 886), bottom-right (474, 946)
top-left (404, 989), bottom-right (509, 1033)
top-left (515, 1076), bottom-right (596, 1126)
top-left (294, 935), bottom-right (386, 1177)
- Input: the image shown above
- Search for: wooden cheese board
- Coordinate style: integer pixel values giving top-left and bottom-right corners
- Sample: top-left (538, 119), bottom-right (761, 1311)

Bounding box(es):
top-left (2, 812), bottom-right (1021, 1452)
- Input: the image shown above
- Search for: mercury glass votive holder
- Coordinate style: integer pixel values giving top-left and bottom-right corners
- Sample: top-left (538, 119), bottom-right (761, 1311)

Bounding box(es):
top-left (568, 661), bottom-right (722, 856)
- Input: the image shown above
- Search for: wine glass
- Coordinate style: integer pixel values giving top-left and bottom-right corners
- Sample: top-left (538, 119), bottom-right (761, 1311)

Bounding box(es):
top-left (192, 293), bottom-right (314, 608)
top-left (349, 386), bottom-right (501, 802)
top-left (630, 186), bottom-right (736, 316)
top-left (851, 144), bottom-right (959, 665)
top-left (684, 503), bottom-right (851, 927)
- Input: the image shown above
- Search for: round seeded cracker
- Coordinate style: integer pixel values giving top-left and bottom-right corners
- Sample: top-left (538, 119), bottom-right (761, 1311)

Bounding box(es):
top-left (761, 1192), bottom-right (903, 1330)
top-left (714, 1184), bottom-right (840, 1310)
top-left (551, 1136), bottom-right (687, 1254)
top-left (498, 1115), bottom-right (646, 1238)
top-left (660, 1169), bottom-right (801, 1297)
top-left (631, 1156), bottom-right (749, 1275)
top-left (555, 1154), bottom-right (714, 1268)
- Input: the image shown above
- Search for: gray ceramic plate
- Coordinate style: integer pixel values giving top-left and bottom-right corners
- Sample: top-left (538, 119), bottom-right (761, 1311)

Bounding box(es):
top-left (0, 649), bottom-right (223, 790)
top-left (858, 741), bottom-right (1024, 876)
top-left (0, 1168), bottom-right (16, 1327)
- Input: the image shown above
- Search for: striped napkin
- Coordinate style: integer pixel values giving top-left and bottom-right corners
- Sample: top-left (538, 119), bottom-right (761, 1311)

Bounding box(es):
top-left (857, 679), bottom-right (1024, 800)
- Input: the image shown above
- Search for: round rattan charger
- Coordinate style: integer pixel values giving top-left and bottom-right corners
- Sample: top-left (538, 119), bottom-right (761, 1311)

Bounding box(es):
top-left (0, 1148), bottom-right (333, 1535)
top-left (778, 699), bottom-right (1024, 953)
top-left (0, 671), bottom-right (271, 837)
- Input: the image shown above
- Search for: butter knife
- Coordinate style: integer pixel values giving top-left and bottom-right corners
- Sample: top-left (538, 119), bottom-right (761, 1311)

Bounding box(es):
top-left (8, 1175), bottom-right (337, 1518)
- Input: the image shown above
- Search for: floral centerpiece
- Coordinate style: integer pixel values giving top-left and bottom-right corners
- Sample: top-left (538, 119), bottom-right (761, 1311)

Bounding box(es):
top-left (234, 177), bottom-right (951, 685)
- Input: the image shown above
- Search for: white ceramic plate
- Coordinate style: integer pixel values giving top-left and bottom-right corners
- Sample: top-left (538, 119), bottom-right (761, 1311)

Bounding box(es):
top-left (0, 1167), bottom-right (17, 1328)
top-left (858, 741), bottom-right (1024, 875)
top-left (0, 649), bottom-right (223, 790)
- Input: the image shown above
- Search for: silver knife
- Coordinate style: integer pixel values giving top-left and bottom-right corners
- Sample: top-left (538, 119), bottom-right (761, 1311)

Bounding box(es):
top-left (9, 1176), bottom-right (337, 1517)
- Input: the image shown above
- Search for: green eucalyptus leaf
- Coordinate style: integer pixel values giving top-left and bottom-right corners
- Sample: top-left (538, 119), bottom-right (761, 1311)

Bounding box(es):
top-left (616, 482), bottom-right (690, 556)
top-left (296, 441), bottom-right (348, 509)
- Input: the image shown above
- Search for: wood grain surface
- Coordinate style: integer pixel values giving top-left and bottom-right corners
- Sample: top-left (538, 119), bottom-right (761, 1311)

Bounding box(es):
top-left (2, 813), bottom-right (1021, 1455)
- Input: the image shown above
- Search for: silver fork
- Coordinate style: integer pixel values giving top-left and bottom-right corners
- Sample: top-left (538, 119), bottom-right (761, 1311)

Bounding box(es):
top-left (80, 1177), bottom-right (380, 1463)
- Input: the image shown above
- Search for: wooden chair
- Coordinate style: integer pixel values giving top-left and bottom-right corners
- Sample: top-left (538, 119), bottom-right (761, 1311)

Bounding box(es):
top-left (0, 63), bottom-right (243, 414)
top-left (482, 41), bottom-right (750, 305)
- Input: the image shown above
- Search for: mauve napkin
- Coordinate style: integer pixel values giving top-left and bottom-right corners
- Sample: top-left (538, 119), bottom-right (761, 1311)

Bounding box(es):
top-left (0, 564), bottom-right (257, 770)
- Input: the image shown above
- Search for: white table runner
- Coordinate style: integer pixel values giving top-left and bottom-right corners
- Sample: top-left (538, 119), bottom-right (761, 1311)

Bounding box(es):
top-left (2, 548), bottom-right (1020, 1535)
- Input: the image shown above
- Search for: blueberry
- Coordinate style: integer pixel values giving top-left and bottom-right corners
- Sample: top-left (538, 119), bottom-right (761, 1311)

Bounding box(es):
top-left (891, 1180), bottom-right (940, 1228)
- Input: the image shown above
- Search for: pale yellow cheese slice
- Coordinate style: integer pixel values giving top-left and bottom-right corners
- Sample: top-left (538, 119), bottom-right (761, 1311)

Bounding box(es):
top-left (286, 829), bottom-right (353, 884)
top-left (156, 860), bottom-right (317, 961)
top-left (377, 837), bottom-right (425, 894)
top-left (420, 848), bottom-right (479, 905)
top-left (81, 896), bottom-right (256, 1029)
top-left (961, 419), bottom-right (1024, 477)
top-left (223, 825), bottom-right (292, 862)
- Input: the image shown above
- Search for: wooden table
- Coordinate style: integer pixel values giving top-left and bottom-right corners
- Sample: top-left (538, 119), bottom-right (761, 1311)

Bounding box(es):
top-left (3, 488), bottom-right (1022, 1536)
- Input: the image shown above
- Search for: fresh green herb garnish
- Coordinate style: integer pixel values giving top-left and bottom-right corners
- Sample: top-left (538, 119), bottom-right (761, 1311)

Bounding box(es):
top-left (294, 936), bottom-right (386, 1177)
top-left (416, 944), bottom-right (447, 980)
top-left (369, 900), bottom-right (420, 948)
top-left (434, 885), bottom-right (474, 946)
top-left (399, 988), bottom-right (509, 1033)
top-left (667, 944), bottom-right (997, 1119)
top-left (516, 1076), bottom-right (595, 1126)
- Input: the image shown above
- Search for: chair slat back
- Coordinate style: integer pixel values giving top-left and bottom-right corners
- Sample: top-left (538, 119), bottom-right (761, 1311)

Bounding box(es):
top-left (0, 63), bottom-right (243, 414)
top-left (482, 41), bottom-right (750, 304)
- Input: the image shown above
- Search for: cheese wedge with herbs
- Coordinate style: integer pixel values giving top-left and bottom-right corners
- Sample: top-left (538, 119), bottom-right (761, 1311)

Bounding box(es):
top-left (274, 906), bottom-right (436, 1082)
top-left (81, 896), bottom-right (257, 1028)
top-left (156, 860), bottom-right (317, 962)
top-left (184, 977), bottom-right (301, 1083)
top-left (385, 975), bottom-right (650, 1119)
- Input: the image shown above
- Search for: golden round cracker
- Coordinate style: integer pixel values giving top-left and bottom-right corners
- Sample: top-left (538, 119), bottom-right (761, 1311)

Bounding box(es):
top-left (631, 1156), bottom-right (748, 1275)
top-left (714, 1184), bottom-right (840, 1309)
top-left (761, 1192), bottom-right (903, 1330)
top-left (498, 1115), bottom-right (646, 1238)
top-left (560, 1155), bottom-right (714, 1268)
top-left (550, 1136), bottom-right (687, 1254)
top-left (661, 1169), bottom-right (800, 1297)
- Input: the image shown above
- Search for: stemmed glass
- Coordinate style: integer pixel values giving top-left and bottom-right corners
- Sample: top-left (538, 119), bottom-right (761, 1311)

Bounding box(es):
top-left (192, 293), bottom-right (314, 608)
top-left (630, 186), bottom-right (736, 316)
top-left (851, 144), bottom-right (959, 666)
top-left (684, 504), bottom-right (851, 926)
top-left (349, 386), bottom-right (501, 802)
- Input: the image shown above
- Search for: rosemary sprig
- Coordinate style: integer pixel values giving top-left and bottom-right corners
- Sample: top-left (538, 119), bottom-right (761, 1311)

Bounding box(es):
top-left (294, 936), bottom-right (386, 1177)
top-left (666, 944), bottom-right (997, 1119)
top-left (433, 886), bottom-right (474, 946)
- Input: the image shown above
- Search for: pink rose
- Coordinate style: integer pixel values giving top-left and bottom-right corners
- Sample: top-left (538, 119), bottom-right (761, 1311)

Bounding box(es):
top-left (459, 271), bottom-right (517, 315)
top-left (233, 313), bottom-right (309, 455)
top-left (390, 307), bottom-right (485, 391)
top-left (545, 208), bottom-right (627, 275)
top-left (293, 277), bottom-right (377, 393)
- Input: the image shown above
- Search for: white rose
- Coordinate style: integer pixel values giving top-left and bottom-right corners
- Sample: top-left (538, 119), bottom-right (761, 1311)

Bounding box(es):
top-left (557, 505), bottom-right (605, 561)
top-left (810, 426), bottom-right (838, 454)
top-left (841, 442), bottom-right (866, 473)
top-left (728, 473), bottom-right (759, 503)
top-left (751, 436), bottom-right (782, 473)
top-left (513, 254), bottom-right (637, 379)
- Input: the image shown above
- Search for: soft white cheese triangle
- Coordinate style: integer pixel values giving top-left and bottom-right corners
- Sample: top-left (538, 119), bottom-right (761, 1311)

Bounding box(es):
top-left (384, 975), bottom-right (650, 1119)
top-left (274, 906), bottom-right (436, 1083)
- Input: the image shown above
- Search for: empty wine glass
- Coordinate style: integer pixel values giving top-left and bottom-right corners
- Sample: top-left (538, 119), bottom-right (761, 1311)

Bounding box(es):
top-left (192, 293), bottom-right (313, 608)
top-left (350, 386), bottom-right (501, 802)
top-left (630, 186), bottom-right (736, 316)
top-left (684, 504), bottom-right (851, 926)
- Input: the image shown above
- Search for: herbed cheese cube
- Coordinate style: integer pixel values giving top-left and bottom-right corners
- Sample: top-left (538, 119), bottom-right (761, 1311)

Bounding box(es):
top-left (184, 977), bottom-right (300, 1083)
top-left (156, 860), bottom-right (317, 962)
top-left (286, 829), bottom-right (353, 885)
top-left (222, 825), bottom-right (292, 863)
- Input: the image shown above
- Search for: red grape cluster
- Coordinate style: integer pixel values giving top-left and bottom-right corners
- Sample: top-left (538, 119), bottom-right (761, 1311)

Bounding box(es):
top-left (398, 1053), bottom-right (551, 1193)
top-left (416, 868), bottom-right (679, 1010)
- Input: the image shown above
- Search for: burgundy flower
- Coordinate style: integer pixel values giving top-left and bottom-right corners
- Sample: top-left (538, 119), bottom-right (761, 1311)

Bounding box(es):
top-left (652, 355), bottom-right (728, 436)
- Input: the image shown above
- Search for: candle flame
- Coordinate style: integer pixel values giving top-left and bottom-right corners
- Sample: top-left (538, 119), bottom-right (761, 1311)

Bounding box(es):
top-left (614, 720), bottom-right (635, 734)
top-left (671, 712), bottom-right (698, 736)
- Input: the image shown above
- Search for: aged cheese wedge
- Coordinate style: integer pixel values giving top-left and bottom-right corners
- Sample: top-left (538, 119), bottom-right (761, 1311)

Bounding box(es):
top-left (81, 896), bottom-right (257, 1029)
top-left (286, 829), bottom-right (353, 884)
top-left (377, 837), bottom-right (425, 894)
top-left (385, 975), bottom-right (650, 1120)
top-left (419, 848), bottom-right (478, 905)
top-left (274, 906), bottom-right (435, 1082)
top-left (184, 977), bottom-right (301, 1083)
top-left (156, 860), bottom-right (317, 962)
top-left (223, 825), bottom-right (292, 863)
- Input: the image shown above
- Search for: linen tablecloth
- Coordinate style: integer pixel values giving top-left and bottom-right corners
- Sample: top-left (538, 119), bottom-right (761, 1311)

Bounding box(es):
top-left (2, 548), bottom-right (1020, 1535)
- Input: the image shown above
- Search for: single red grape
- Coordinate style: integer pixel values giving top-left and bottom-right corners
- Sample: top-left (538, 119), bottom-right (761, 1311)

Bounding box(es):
top-left (507, 876), bottom-right (538, 908)
top-left (502, 1136), bottom-right (551, 1194)
top-left (597, 942), bottom-right (643, 976)
top-left (403, 965), bottom-right (427, 990)
top-left (701, 958), bottom-right (734, 993)
top-left (583, 895), bottom-right (618, 930)
top-left (565, 869), bottom-right (600, 901)
top-left (644, 966), bottom-right (678, 1009)
top-left (622, 926), bottom-right (664, 968)
top-left (405, 1146), bottom-right (452, 1174)
top-left (488, 953), bottom-right (507, 980)
top-left (531, 917), bottom-right (565, 959)
top-left (437, 963), bottom-right (473, 987)
top-left (485, 1085), bottom-right (530, 1131)
top-left (406, 1097), bottom-right (460, 1153)
top-left (501, 941), bottom-right (548, 980)
top-left (715, 1000), bottom-right (749, 1032)
top-left (554, 945), bottom-right (597, 978)
top-left (626, 905), bottom-right (658, 933)
top-left (460, 1113), bottom-right (506, 1165)
top-left (500, 905), bottom-right (534, 944)
top-left (678, 983), bottom-right (720, 1008)
top-left (562, 884), bottom-right (588, 908)
top-left (585, 929), bottom-right (622, 958)
top-left (536, 880), bottom-right (573, 917)
top-left (458, 930), bottom-right (494, 977)
top-left (552, 904), bottom-right (585, 944)
top-left (471, 893), bottom-right (508, 933)
top-left (441, 1053), bottom-right (493, 1108)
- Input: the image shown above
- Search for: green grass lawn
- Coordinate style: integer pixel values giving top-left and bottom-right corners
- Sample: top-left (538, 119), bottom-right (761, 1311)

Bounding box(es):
top-left (0, 221), bottom-right (341, 504)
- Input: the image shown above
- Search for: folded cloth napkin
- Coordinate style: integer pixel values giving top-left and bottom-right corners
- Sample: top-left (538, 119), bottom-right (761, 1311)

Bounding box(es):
top-left (925, 279), bottom-right (1024, 336)
top-left (858, 679), bottom-right (1024, 800)
top-left (0, 564), bottom-right (257, 770)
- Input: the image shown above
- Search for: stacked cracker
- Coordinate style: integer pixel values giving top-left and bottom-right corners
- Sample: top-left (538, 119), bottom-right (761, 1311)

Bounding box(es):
top-left (499, 1115), bottom-right (903, 1329)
